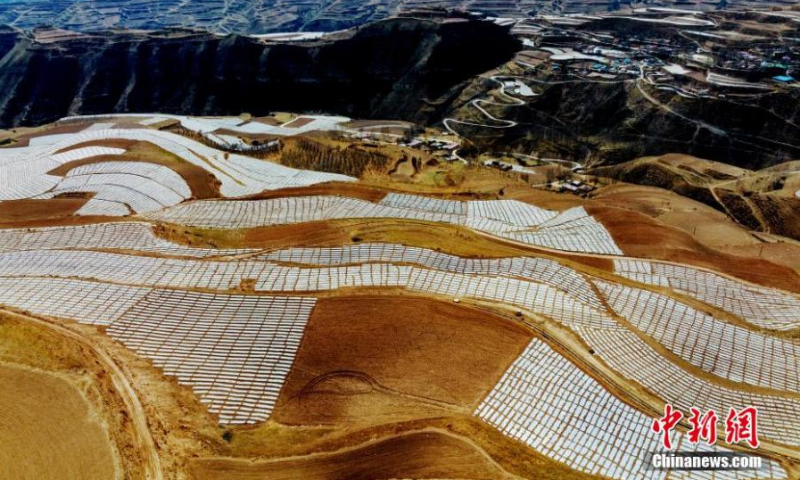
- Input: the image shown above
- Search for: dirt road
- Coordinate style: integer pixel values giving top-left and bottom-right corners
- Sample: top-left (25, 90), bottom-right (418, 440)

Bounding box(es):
top-left (0, 308), bottom-right (163, 480)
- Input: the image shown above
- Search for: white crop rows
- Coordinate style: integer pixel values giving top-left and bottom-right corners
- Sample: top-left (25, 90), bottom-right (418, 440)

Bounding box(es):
top-left (4, 267), bottom-right (798, 456)
top-left (0, 277), bottom-right (150, 326)
top-left (382, 195), bottom-right (622, 257)
top-left (9, 243), bottom-right (798, 396)
top-left (2, 217), bottom-right (797, 460)
top-left (145, 196), bottom-right (456, 227)
top-left (0, 145), bottom-right (125, 200)
top-left (0, 222), bottom-right (252, 257)
top-left (576, 326), bottom-right (800, 446)
top-left (0, 275), bottom-right (315, 425)
top-left (0, 250), bottom-right (266, 291)
top-left (252, 264), bottom-right (614, 330)
top-left (477, 338), bottom-right (788, 480)
top-left (477, 338), bottom-right (666, 480)
top-left (36, 182), bottom-right (170, 216)
top-left (598, 281), bottom-right (800, 393)
top-left (33, 161), bottom-right (193, 216)
top-left (380, 192), bottom-right (467, 215)
top-left (0, 248), bottom-right (611, 329)
top-left (405, 269), bottom-right (617, 329)
top-left (62, 113), bottom-right (352, 141)
top-left (256, 263), bottom-right (413, 291)
top-left (0, 127), bottom-right (353, 205)
top-left (107, 290), bottom-right (315, 424)
top-left (615, 259), bottom-right (800, 331)
top-left (468, 199), bottom-right (555, 225)
top-left (68, 129), bottom-right (354, 196)
top-left (145, 194), bottom-right (623, 255)
top-left (262, 244), bottom-right (603, 309)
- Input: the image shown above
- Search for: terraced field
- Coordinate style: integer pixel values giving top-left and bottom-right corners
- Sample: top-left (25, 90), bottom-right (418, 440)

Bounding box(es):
top-left (1, 115), bottom-right (798, 479)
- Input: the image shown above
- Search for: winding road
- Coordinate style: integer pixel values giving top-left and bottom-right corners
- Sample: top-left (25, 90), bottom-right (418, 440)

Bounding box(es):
top-left (444, 76), bottom-right (587, 170)
top-left (443, 76), bottom-right (527, 138)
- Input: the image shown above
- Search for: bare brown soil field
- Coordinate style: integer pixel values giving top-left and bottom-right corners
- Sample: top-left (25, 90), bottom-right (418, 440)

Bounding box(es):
top-left (0, 216), bottom-right (125, 229)
top-left (212, 128), bottom-right (280, 144)
top-left (50, 140), bottom-right (222, 199)
top-left (272, 296), bottom-right (532, 425)
top-left (243, 177), bottom-right (537, 204)
top-left (191, 430), bottom-right (515, 480)
top-left (0, 308), bottom-right (228, 478)
top-left (516, 50), bottom-right (548, 64)
top-left (590, 154), bottom-right (800, 242)
top-left (653, 153), bottom-right (750, 180)
top-left (592, 184), bottom-right (759, 248)
top-left (721, 241), bottom-right (800, 273)
top-left (55, 138), bottom-right (139, 154)
top-left (343, 120), bottom-right (413, 129)
top-left (0, 200), bottom-right (123, 228)
top-left (0, 364), bottom-right (119, 480)
top-left (282, 117), bottom-right (315, 128)
top-left (502, 184), bottom-right (585, 210)
top-left (242, 182), bottom-right (388, 202)
top-left (251, 116), bottom-right (282, 126)
top-left (0, 198), bottom-right (88, 225)
top-left (75, 321), bottom-right (230, 476)
top-left (589, 204), bottom-right (800, 292)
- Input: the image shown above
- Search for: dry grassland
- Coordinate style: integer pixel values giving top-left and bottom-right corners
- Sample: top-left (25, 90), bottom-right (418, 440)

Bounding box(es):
top-left (0, 313), bottom-right (138, 479)
top-left (191, 430), bottom-right (515, 480)
top-left (0, 364), bottom-right (118, 480)
top-left (198, 416), bottom-right (607, 480)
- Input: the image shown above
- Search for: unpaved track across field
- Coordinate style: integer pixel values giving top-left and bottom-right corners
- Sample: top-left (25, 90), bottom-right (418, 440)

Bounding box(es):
top-left (191, 428), bottom-right (526, 480)
top-left (0, 308), bottom-right (164, 480)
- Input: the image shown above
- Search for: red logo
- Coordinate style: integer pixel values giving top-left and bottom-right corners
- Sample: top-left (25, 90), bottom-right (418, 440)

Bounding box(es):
top-left (652, 404), bottom-right (683, 449)
top-left (725, 407), bottom-right (760, 449)
top-left (688, 407), bottom-right (718, 446)
top-left (652, 405), bottom-right (760, 449)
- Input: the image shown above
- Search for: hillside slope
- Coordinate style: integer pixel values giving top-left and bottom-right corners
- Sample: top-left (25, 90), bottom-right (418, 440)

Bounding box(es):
top-left (0, 18), bottom-right (519, 127)
top-left (590, 154), bottom-right (800, 240)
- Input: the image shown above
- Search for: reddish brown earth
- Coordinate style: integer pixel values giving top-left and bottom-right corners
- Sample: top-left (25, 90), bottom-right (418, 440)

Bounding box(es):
top-left (589, 204), bottom-right (800, 292)
top-left (272, 296), bottom-right (533, 425)
top-left (242, 182), bottom-right (388, 202)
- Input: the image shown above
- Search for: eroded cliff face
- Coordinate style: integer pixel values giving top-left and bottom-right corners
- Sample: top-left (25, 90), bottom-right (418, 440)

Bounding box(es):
top-left (0, 18), bottom-right (520, 127)
top-left (0, 27), bottom-right (20, 59)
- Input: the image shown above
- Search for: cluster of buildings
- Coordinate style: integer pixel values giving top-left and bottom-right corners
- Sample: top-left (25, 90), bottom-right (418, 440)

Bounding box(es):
top-left (557, 179), bottom-right (596, 196)
top-left (520, 19), bottom-right (798, 96)
top-left (398, 137), bottom-right (460, 160)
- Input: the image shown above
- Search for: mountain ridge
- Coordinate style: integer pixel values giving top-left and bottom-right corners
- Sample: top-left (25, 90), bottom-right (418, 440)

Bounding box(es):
top-left (0, 0), bottom-right (792, 35)
top-left (0, 18), bottom-right (520, 127)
